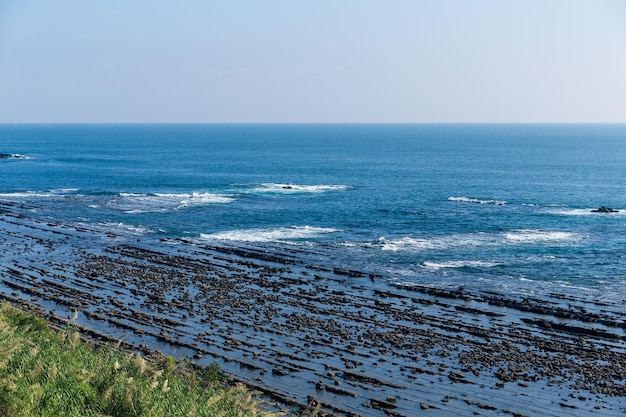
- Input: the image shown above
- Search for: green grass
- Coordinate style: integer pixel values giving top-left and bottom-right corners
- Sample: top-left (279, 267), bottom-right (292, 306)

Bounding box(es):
top-left (0, 303), bottom-right (283, 417)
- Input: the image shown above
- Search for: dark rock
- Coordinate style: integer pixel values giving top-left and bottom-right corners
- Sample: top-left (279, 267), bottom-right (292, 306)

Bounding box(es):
top-left (325, 385), bottom-right (357, 397)
top-left (591, 206), bottom-right (619, 213)
top-left (448, 371), bottom-right (473, 384)
top-left (370, 398), bottom-right (397, 410)
top-left (0, 153), bottom-right (24, 159)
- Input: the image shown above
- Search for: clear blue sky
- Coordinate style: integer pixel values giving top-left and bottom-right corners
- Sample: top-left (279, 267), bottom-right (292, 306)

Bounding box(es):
top-left (1, 1), bottom-right (625, 123)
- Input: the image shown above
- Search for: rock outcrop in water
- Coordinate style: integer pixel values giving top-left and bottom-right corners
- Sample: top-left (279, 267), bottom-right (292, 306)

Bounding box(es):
top-left (0, 153), bottom-right (24, 159)
top-left (591, 206), bottom-right (619, 213)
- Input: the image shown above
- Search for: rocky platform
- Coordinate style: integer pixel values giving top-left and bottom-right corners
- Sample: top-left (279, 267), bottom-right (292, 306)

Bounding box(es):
top-left (1, 200), bottom-right (626, 416)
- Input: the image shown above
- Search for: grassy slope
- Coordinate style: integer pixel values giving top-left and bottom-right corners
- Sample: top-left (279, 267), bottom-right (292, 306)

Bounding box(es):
top-left (0, 303), bottom-right (281, 417)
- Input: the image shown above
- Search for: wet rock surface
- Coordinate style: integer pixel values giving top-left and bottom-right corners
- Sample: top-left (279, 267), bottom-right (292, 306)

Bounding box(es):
top-left (1, 201), bottom-right (626, 416)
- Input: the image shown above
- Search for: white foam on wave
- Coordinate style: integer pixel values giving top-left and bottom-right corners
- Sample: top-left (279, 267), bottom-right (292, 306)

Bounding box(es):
top-left (0, 188), bottom-right (84, 200)
top-left (379, 233), bottom-right (496, 252)
top-left (380, 229), bottom-right (582, 253)
top-left (99, 222), bottom-right (155, 235)
top-left (200, 225), bottom-right (337, 243)
top-left (504, 229), bottom-right (582, 243)
top-left (0, 191), bottom-right (58, 199)
top-left (116, 192), bottom-right (235, 213)
top-left (178, 192), bottom-right (235, 206)
top-left (553, 280), bottom-right (596, 292)
top-left (50, 188), bottom-right (80, 194)
top-left (380, 236), bottom-right (443, 252)
top-left (448, 196), bottom-right (507, 205)
top-left (249, 183), bottom-right (351, 194)
top-left (422, 260), bottom-right (500, 270)
top-left (545, 207), bottom-right (626, 216)
top-left (0, 189), bottom-right (235, 213)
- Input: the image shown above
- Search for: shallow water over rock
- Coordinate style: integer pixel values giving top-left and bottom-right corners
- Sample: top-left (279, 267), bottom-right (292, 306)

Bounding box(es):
top-left (2, 201), bottom-right (626, 416)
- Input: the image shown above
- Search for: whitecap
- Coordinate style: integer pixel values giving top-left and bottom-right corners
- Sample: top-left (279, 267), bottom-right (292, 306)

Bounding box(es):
top-left (545, 207), bottom-right (626, 216)
top-left (114, 192), bottom-right (235, 213)
top-left (98, 222), bottom-right (155, 235)
top-left (422, 260), bottom-right (500, 270)
top-left (504, 229), bottom-right (582, 243)
top-left (379, 229), bottom-right (581, 254)
top-left (0, 189), bottom-right (83, 200)
top-left (553, 281), bottom-right (595, 292)
top-left (0, 191), bottom-right (57, 199)
top-left (379, 233), bottom-right (497, 252)
top-left (50, 188), bottom-right (80, 194)
top-left (123, 209), bottom-right (156, 214)
top-left (200, 225), bottom-right (337, 243)
top-left (249, 183), bottom-right (351, 194)
top-left (177, 192), bottom-right (235, 207)
top-left (379, 236), bottom-right (441, 252)
top-left (448, 196), bottom-right (507, 205)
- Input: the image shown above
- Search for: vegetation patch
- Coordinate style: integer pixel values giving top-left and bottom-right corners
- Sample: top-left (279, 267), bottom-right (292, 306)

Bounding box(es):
top-left (0, 303), bottom-right (280, 417)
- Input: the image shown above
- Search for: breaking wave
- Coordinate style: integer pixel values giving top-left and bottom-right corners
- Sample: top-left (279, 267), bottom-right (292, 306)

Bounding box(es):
top-left (380, 229), bottom-right (582, 253)
top-left (0, 189), bottom-right (79, 199)
top-left (0, 191), bottom-right (59, 199)
top-left (109, 192), bottom-right (235, 214)
top-left (448, 196), bottom-right (507, 205)
top-left (247, 183), bottom-right (351, 194)
top-left (0, 189), bottom-right (235, 214)
top-left (97, 222), bottom-right (156, 235)
top-left (200, 226), bottom-right (338, 243)
top-left (422, 260), bottom-right (501, 270)
top-left (544, 207), bottom-right (626, 216)
top-left (504, 229), bottom-right (582, 243)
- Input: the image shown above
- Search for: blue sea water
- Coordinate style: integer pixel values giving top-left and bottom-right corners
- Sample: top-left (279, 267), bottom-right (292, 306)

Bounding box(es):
top-left (2, 123), bottom-right (626, 302)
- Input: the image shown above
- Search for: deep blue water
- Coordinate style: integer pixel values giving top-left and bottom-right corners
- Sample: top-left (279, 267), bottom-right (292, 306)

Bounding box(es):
top-left (2, 123), bottom-right (626, 301)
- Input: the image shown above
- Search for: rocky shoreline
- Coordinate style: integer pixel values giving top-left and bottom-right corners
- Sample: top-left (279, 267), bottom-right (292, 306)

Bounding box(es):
top-left (1, 200), bottom-right (626, 416)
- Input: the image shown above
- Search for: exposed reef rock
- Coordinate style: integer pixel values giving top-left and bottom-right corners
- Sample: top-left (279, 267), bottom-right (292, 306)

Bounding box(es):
top-left (591, 206), bottom-right (619, 213)
top-left (0, 153), bottom-right (25, 159)
top-left (2, 201), bottom-right (626, 416)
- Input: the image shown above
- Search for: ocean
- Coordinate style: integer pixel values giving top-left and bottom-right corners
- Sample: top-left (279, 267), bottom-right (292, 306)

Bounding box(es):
top-left (2, 123), bottom-right (626, 415)
top-left (3, 123), bottom-right (626, 300)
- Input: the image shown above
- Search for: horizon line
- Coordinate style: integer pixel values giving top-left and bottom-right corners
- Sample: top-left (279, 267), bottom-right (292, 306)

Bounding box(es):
top-left (2, 121), bottom-right (626, 126)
